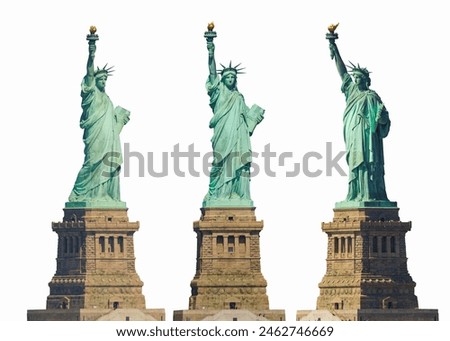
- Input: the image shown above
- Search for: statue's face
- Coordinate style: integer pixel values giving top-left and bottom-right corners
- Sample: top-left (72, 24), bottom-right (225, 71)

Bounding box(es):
top-left (223, 74), bottom-right (236, 89)
top-left (95, 75), bottom-right (107, 91)
top-left (353, 73), bottom-right (368, 91)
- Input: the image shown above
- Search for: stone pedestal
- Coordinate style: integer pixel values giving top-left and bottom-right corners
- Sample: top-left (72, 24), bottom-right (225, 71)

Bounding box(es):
top-left (173, 207), bottom-right (285, 321)
top-left (297, 206), bottom-right (438, 321)
top-left (27, 207), bottom-right (165, 321)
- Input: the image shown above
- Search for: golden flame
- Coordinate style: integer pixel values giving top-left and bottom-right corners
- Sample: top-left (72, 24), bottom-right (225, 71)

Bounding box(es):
top-left (89, 26), bottom-right (97, 35)
top-left (207, 22), bottom-right (215, 31)
top-left (328, 23), bottom-right (339, 34)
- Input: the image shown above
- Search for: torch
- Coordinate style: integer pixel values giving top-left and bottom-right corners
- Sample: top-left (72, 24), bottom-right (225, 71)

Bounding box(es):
top-left (326, 23), bottom-right (339, 60)
top-left (86, 25), bottom-right (99, 46)
top-left (204, 22), bottom-right (217, 43)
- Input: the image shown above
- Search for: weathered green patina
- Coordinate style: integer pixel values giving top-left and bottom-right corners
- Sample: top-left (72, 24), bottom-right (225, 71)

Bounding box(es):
top-left (328, 30), bottom-right (396, 208)
top-left (203, 25), bottom-right (264, 207)
top-left (67, 28), bottom-right (129, 208)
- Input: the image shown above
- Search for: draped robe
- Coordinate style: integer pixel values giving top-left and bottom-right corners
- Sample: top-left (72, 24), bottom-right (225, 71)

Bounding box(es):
top-left (69, 77), bottom-right (129, 202)
top-left (204, 76), bottom-right (263, 202)
top-left (341, 73), bottom-right (390, 201)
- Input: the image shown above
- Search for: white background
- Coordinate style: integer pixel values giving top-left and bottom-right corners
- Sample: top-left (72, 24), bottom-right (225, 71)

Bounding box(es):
top-left (0, 0), bottom-right (447, 338)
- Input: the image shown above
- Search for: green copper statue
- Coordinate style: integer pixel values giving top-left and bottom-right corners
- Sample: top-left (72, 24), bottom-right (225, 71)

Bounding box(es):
top-left (68, 27), bottom-right (129, 207)
top-left (202, 23), bottom-right (264, 207)
top-left (327, 26), bottom-right (395, 207)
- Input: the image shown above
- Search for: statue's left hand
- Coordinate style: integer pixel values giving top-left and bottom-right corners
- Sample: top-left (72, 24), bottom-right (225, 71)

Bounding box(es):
top-left (376, 111), bottom-right (388, 125)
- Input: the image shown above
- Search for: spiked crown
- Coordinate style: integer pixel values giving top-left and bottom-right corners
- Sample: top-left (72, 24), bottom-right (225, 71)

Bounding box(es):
top-left (94, 63), bottom-right (115, 77)
top-left (218, 61), bottom-right (245, 77)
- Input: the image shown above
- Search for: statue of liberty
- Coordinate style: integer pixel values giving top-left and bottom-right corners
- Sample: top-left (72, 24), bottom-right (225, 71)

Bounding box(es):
top-left (203, 24), bottom-right (264, 207)
top-left (327, 26), bottom-right (395, 207)
top-left (68, 27), bottom-right (130, 207)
